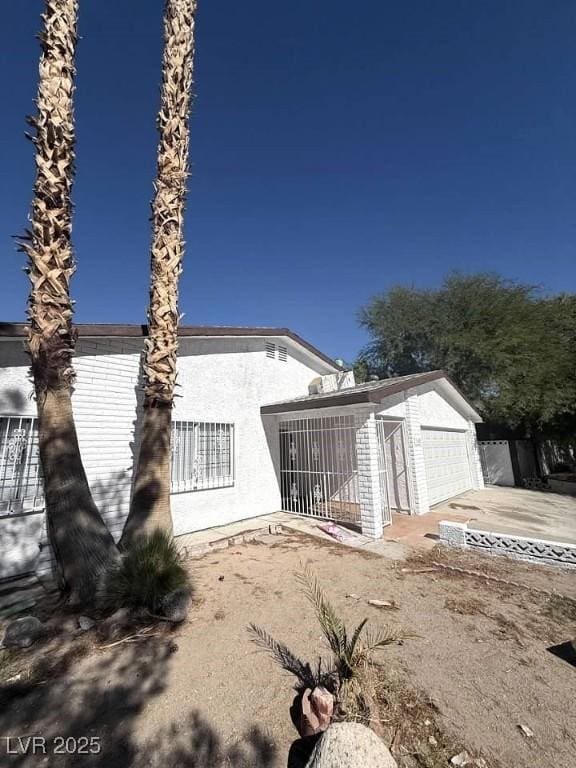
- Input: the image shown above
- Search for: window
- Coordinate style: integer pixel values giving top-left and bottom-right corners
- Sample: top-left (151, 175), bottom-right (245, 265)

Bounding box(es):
top-left (0, 416), bottom-right (43, 514)
top-left (265, 342), bottom-right (276, 359)
top-left (171, 421), bottom-right (234, 493)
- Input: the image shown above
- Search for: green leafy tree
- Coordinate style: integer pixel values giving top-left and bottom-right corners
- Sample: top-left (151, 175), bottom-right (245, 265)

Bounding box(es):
top-left (358, 273), bottom-right (576, 431)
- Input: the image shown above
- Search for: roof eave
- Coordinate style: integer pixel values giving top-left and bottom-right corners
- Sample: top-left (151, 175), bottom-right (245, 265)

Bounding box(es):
top-left (0, 322), bottom-right (343, 372)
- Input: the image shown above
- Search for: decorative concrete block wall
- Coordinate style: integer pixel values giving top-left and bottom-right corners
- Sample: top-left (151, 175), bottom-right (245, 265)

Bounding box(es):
top-left (355, 413), bottom-right (384, 539)
top-left (439, 519), bottom-right (576, 569)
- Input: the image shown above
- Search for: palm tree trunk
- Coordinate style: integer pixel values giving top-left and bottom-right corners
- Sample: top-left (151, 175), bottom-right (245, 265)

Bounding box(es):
top-left (121, 0), bottom-right (197, 548)
top-left (19, 0), bottom-right (119, 602)
top-left (38, 389), bottom-right (120, 602)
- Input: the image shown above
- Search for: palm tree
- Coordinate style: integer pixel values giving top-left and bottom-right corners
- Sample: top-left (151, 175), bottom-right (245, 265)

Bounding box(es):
top-left (19, 0), bottom-right (119, 603)
top-left (120, 0), bottom-right (197, 547)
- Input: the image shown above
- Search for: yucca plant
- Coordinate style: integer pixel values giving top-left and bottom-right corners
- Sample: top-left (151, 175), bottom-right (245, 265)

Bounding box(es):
top-left (104, 529), bottom-right (189, 613)
top-left (248, 566), bottom-right (408, 698)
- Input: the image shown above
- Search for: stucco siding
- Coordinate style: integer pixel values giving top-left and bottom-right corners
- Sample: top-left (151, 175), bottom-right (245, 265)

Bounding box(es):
top-left (170, 337), bottom-right (333, 533)
top-left (417, 386), bottom-right (470, 430)
top-left (0, 335), bottom-right (334, 577)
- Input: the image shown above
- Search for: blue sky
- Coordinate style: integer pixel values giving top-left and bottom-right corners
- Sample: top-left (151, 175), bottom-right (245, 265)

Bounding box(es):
top-left (1, 1), bottom-right (575, 362)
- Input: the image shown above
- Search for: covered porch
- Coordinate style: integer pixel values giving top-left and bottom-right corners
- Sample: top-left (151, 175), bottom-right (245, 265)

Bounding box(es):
top-left (260, 372), bottom-right (484, 540)
top-left (261, 402), bottom-right (414, 540)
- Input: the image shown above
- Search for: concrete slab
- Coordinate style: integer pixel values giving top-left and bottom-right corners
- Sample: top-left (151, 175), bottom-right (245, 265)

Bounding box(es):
top-left (174, 486), bottom-right (576, 562)
top-left (432, 486), bottom-right (576, 546)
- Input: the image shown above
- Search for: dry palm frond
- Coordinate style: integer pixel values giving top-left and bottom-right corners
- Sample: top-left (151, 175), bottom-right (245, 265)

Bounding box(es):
top-left (247, 624), bottom-right (336, 691)
top-left (142, 0), bottom-right (197, 407)
top-left (18, 0), bottom-right (80, 391)
top-left (362, 626), bottom-right (411, 654)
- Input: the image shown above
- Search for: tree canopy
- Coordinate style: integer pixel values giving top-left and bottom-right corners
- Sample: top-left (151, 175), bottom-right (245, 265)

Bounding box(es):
top-left (357, 273), bottom-right (576, 433)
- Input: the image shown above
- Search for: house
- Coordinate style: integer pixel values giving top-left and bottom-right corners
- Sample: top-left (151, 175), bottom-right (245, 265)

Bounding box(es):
top-left (0, 322), bottom-right (484, 580)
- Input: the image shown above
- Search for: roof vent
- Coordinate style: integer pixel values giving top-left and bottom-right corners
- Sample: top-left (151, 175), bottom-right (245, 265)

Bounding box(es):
top-left (266, 342), bottom-right (276, 359)
top-left (278, 345), bottom-right (288, 362)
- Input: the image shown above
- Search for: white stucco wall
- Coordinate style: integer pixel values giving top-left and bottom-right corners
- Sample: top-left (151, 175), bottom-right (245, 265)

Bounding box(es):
top-left (416, 387), bottom-right (470, 430)
top-left (0, 334), bottom-right (336, 577)
top-left (375, 381), bottom-right (482, 515)
top-left (170, 337), bottom-right (336, 534)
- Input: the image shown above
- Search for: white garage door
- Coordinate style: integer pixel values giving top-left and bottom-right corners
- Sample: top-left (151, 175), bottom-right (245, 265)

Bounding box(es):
top-left (422, 428), bottom-right (472, 506)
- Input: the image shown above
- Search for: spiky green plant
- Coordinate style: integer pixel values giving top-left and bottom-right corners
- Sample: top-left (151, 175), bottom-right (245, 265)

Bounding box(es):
top-left (104, 528), bottom-right (189, 612)
top-left (248, 623), bottom-right (338, 692)
top-left (248, 565), bottom-right (408, 694)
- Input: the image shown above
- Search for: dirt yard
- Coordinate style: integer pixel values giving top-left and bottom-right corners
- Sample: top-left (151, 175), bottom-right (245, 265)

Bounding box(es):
top-left (1, 529), bottom-right (575, 767)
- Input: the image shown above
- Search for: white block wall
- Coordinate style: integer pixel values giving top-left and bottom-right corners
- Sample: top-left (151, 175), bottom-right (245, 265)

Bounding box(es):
top-left (467, 420), bottom-right (485, 490)
top-left (355, 413), bottom-right (384, 539)
top-left (403, 390), bottom-right (430, 515)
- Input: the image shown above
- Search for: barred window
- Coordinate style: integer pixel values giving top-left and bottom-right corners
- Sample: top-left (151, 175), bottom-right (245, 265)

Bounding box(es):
top-left (0, 416), bottom-right (44, 514)
top-left (171, 421), bottom-right (234, 493)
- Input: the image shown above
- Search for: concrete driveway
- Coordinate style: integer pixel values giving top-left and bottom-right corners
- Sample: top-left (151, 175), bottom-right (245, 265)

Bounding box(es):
top-left (433, 485), bottom-right (576, 546)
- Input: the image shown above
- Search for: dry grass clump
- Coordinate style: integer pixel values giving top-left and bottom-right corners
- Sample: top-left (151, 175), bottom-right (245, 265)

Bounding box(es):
top-left (373, 667), bottom-right (498, 768)
top-left (543, 594), bottom-right (576, 625)
top-left (444, 596), bottom-right (487, 616)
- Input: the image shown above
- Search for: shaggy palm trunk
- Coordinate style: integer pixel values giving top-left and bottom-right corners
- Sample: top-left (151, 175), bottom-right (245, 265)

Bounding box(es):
top-left (120, 0), bottom-right (196, 548)
top-left (19, 0), bottom-right (119, 603)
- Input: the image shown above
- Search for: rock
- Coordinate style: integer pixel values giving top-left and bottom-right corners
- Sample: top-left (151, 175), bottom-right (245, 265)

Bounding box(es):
top-left (2, 616), bottom-right (45, 649)
top-left (78, 616), bottom-right (96, 632)
top-left (159, 587), bottom-right (192, 622)
top-left (367, 599), bottom-right (398, 610)
top-left (305, 722), bottom-right (397, 768)
top-left (450, 751), bottom-right (471, 766)
top-left (428, 736), bottom-right (438, 746)
top-left (96, 607), bottom-right (132, 641)
top-left (300, 687), bottom-right (334, 737)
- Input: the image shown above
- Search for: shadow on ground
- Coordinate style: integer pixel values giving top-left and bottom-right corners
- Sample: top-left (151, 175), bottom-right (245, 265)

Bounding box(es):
top-left (0, 633), bottom-right (277, 767)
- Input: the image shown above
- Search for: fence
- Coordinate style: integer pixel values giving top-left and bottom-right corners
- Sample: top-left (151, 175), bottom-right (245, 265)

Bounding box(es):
top-left (279, 415), bottom-right (361, 525)
top-left (0, 416), bottom-right (44, 514)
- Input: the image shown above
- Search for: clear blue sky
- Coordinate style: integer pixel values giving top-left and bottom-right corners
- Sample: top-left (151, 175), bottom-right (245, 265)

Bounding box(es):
top-left (1, 1), bottom-right (575, 362)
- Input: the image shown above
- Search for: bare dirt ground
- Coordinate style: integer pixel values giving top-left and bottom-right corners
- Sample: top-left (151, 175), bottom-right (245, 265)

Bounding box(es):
top-left (1, 530), bottom-right (575, 767)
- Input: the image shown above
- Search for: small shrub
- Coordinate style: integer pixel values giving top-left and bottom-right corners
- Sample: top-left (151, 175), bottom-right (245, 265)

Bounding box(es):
top-left (104, 529), bottom-right (190, 614)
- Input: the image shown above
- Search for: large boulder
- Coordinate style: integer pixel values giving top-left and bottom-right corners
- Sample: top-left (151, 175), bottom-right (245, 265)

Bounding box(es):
top-left (2, 616), bottom-right (45, 649)
top-left (305, 722), bottom-right (397, 768)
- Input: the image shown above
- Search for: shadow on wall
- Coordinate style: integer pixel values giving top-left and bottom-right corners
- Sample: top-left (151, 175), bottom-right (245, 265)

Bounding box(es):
top-left (0, 633), bottom-right (278, 768)
top-left (0, 387), bottom-right (29, 413)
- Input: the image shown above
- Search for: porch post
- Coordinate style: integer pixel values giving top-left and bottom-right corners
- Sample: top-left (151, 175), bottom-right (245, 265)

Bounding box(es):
top-left (356, 412), bottom-right (384, 539)
top-left (404, 390), bottom-right (430, 515)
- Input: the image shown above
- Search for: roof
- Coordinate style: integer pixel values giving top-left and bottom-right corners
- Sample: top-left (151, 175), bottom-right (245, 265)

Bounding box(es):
top-left (0, 322), bottom-right (343, 372)
top-left (261, 370), bottom-right (482, 421)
